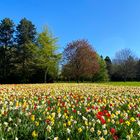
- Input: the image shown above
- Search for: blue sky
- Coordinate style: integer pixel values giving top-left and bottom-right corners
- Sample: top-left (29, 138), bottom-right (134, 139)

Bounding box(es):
top-left (0, 0), bottom-right (140, 59)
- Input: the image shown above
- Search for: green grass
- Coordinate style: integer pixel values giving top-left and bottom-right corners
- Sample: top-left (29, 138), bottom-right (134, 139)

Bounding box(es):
top-left (103, 81), bottom-right (140, 86)
top-left (57, 81), bottom-right (140, 86)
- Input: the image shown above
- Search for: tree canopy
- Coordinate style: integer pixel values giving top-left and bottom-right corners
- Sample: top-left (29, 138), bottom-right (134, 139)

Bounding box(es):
top-left (36, 27), bottom-right (61, 83)
top-left (62, 40), bottom-right (100, 82)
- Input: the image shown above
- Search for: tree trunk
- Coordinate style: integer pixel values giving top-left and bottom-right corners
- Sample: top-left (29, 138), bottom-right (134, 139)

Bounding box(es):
top-left (44, 69), bottom-right (48, 83)
top-left (76, 76), bottom-right (79, 83)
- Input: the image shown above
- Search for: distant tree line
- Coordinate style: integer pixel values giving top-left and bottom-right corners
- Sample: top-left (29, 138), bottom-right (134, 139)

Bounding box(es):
top-left (105, 48), bottom-right (140, 81)
top-left (0, 18), bottom-right (139, 83)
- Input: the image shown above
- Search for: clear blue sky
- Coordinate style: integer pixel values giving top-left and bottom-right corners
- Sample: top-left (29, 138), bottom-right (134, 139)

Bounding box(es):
top-left (0, 0), bottom-right (140, 59)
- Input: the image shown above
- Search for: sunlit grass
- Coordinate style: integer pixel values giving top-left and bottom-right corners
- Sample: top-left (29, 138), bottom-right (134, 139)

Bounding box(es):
top-left (103, 82), bottom-right (140, 86)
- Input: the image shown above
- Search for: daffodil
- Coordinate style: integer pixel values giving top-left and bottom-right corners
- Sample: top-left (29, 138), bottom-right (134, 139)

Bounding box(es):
top-left (15, 137), bottom-right (18, 140)
top-left (47, 125), bottom-right (51, 133)
top-left (63, 123), bottom-right (66, 127)
top-left (78, 127), bottom-right (82, 133)
top-left (85, 121), bottom-right (88, 126)
top-left (130, 117), bottom-right (135, 122)
top-left (54, 137), bottom-right (59, 140)
top-left (103, 129), bottom-right (107, 135)
top-left (107, 119), bottom-right (110, 122)
top-left (31, 115), bottom-right (35, 121)
top-left (97, 130), bottom-right (101, 136)
top-left (35, 121), bottom-right (39, 126)
top-left (57, 107), bottom-right (61, 113)
top-left (100, 137), bottom-right (105, 140)
top-left (67, 128), bottom-right (71, 134)
top-left (67, 121), bottom-right (71, 126)
top-left (32, 130), bottom-right (38, 138)
top-left (90, 127), bottom-right (94, 133)
top-left (126, 135), bottom-right (131, 140)
top-left (125, 121), bottom-right (130, 126)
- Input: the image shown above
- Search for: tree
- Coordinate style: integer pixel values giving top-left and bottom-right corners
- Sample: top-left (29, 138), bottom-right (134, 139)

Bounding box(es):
top-left (136, 59), bottom-right (140, 81)
top-left (112, 48), bottom-right (137, 81)
top-left (0, 18), bottom-right (15, 83)
top-left (62, 39), bottom-right (99, 82)
top-left (93, 55), bottom-right (109, 81)
top-left (104, 56), bottom-right (112, 79)
top-left (16, 18), bottom-right (36, 45)
top-left (35, 27), bottom-right (61, 83)
top-left (16, 18), bottom-right (37, 82)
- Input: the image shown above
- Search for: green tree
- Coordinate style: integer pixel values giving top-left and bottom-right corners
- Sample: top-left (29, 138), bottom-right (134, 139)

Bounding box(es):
top-left (36, 27), bottom-right (61, 83)
top-left (104, 56), bottom-right (112, 79)
top-left (0, 18), bottom-right (15, 83)
top-left (16, 18), bottom-right (36, 45)
top-left (136, 59), bottom-right (140, 81)
top-left (16, 18), bottom-right (37, 82)
top-left (93, 55), bottom-right (109, 82)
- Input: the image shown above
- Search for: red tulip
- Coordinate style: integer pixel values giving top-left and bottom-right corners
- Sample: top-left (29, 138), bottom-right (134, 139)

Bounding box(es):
top-left (73, 109), bottom-right (77, 113)
top-left (113, 135), bottom-right (118, 140)
top-left (98, 111), bottom-right (104, 116)
top-left (87, 107), bottom-right (90, 110)
top-left (34, 104), bottom-right (37, 110)
top-left (96, 114), bottom-right (102, 120)
top-left (119, 118), bottom-right (124, 123)
top-left (100, 117), bottom-right (106, 124)
top-left (47, 107), bottom-right (51, 111)
top-left (45, 119), bottom-right (50, 124)
top-left (110, 128), bottom-right (116, 134)
top-left (106, 112), bottom-right (111, 118)
top-left (92, 106), bottom-right (95, 109)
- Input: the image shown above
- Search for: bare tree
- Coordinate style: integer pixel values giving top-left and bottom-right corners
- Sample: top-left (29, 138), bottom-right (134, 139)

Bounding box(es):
top-left (113, 48), bottom-right (137, 81)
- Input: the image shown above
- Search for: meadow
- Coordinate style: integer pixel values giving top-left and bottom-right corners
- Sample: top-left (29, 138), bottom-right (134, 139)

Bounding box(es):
top-left (0, 83), bottom-right (140, 140)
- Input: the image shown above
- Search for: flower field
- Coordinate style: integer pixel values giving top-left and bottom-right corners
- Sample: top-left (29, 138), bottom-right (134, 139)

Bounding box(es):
top-left (0, 84), bottom-right (140, 140)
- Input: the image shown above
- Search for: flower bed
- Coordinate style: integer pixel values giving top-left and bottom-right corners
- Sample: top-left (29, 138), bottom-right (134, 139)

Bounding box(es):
top-left (0, 84), bottom-right (139, 140)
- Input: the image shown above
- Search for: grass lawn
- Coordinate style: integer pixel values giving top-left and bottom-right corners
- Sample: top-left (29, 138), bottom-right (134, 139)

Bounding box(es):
top-left (57, 81), bottom-right (140, 86)
top-left (103, 81), bottom-right (140, 86)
